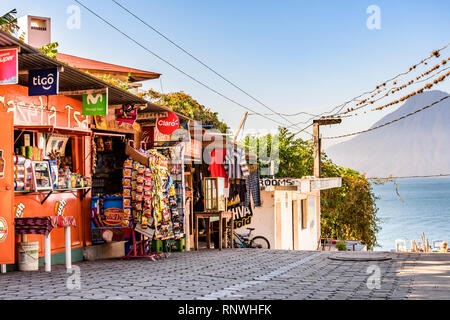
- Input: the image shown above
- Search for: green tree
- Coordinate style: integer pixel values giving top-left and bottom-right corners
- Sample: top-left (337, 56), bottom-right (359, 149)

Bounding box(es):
top-left (140, 89), bottom-right (228, 132)
top-left (39, 42), bottom-right (59, 59)
top-left (0, 9), bottom-right (18, 34)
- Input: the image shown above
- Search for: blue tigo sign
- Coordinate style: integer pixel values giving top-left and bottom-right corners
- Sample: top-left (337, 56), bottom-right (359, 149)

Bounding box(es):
top-left (28, 68), bottom-right (59, 96)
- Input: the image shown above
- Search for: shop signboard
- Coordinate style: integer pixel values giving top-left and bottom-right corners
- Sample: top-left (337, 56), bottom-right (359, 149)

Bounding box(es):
top-left (0, 48), bottom-right (18, 85)
top-left (260, 178), bottom-right (298, 187)
top-left (1, 85), bottom-right (89, 130)
top-left (82, 91), bottom-right (108, 116)
top-left (136, 111), bottom-right (168, 121)
top-left (116, 104), bottom-right (136, 124)
top-left (28, 68), bottom-right (59, 96)
top-left (310, 177), bottom-right (342, 190)
top-left (156, 112), bottom-right (179, 135)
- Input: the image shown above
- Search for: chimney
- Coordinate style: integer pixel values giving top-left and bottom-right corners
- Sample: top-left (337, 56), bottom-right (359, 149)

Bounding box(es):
top-left (17, 15), bottom-right (51, 48)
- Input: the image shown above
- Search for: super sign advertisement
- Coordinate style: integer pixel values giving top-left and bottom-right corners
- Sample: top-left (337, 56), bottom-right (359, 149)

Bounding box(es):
top-left (0, 48), bottom-right (18, 85)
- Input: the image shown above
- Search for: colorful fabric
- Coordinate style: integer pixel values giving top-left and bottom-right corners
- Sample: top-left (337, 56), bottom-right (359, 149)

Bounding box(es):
top-left (15, 216), bottom-right (76, 236)
top-left (208, 149), bottom-right (229, 187)
top-left (244, 169), bottom-right (262, 207)
top-left (224, 147), bottom-right (249, 179)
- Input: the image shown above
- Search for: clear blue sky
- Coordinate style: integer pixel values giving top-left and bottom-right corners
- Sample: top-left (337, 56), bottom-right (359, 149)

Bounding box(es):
top-left (3, 0), bottom-right (450, 147)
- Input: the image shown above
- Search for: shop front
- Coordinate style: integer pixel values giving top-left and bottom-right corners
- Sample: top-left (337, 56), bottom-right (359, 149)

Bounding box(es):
top-left (0, 30), bottom-right (178, 270)
top-left (0, 83), bottom-right (92, 269)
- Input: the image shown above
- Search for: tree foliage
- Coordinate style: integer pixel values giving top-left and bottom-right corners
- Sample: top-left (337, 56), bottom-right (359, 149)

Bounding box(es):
top-left (0, 9), bottom-right (18, 34)
top-left (39, 42), bottom-right (59, 59)
top-left (140, 89), bottom-right (228, 132)
top-left (252, 127), bottom-right (380, 250)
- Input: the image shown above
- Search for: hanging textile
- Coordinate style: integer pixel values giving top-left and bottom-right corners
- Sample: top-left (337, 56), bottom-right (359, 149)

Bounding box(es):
top-left (224, 146), bottom-right (249, 179)
top-left (244, 164), bottom-right (262, 207)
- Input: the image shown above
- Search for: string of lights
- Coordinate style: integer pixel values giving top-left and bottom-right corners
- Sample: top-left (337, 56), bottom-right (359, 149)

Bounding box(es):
top-left (338, 63), bottom-right (450, 118)
top-left (367, 173), bottom-right (450, 180)
top-left (270, 43), bottom-right (450, 128)
top-left (322, 95), bottom-right (450, 140)
top-left (337, 58), bottom-right (450, 116)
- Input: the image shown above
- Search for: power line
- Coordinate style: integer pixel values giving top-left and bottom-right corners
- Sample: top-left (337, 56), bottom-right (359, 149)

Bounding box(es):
top-left (74, 0), bottom-right (291, 129)
top-left (339, 66), bottom-right (450, 118)
top-left (111, 0), bottom-right (307, 131)
top-left (367, 173), bottom-right (450, 180)
top-left (322, 94), bottom-right (450, 139)
top-left (281, 43), bottom-right (450, 128)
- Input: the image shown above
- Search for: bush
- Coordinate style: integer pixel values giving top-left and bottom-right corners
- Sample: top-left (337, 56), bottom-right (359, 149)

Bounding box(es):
top-left (335, 241), bottom-right (347, 251)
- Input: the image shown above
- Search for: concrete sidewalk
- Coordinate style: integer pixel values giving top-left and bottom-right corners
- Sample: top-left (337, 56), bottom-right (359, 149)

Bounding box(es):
top-left (1, 249), bottom-right (449, 300)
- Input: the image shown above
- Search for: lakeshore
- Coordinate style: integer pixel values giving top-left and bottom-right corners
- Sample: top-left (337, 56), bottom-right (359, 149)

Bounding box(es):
top-left (373, 177), bottom-right (450, 252)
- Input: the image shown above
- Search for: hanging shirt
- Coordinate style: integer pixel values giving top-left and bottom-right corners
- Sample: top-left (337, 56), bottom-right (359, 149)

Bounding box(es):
top-left (208, 149), bottom-right (229, 187)
top-left (224, 147), bottom-right (249, 179)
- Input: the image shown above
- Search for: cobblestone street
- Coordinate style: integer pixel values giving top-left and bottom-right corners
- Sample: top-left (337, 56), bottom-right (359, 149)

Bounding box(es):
top-left (1, 249), bottom-right (450, 300)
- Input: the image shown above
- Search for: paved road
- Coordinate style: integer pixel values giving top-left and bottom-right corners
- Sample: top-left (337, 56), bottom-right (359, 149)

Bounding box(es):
top-left (1, 249), bottom-right (449, 300)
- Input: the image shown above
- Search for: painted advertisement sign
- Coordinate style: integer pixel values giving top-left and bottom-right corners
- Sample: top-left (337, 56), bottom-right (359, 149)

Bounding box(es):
top-left (82, 92), bottom-right (108, 116)
top-left (230, 204), bottom-right (253, 229)
top-left (0, 48), bottom-right (18, 85)
top-left (0, 217), bottom-right (7, 242)
top-left (0, 84), bottom-right (89, 129)
top-left (156, 112), bottom-right (179, 135)
top-left (28, 68), bottom-right (59, 96)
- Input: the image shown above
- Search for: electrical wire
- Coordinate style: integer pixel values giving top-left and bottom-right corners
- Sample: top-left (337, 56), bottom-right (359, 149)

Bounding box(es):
top-left (278, 43), bottom-right (450, 127)
top-left (367, 173), bottom-right (450, 180)
top-left (111, 0), bottom-right (308, 131)
top-left (322, 95), bottom-right (450, 139)
top-left (341, 66), bottom-right (450, 118)
top-left (74, 0), bottom-right (292, 129)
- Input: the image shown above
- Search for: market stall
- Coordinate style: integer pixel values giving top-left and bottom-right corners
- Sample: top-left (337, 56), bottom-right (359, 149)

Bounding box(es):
top-left (0, 30), bottom-right (175, 269)
top-left (1, 83), bottom-right (92, 269)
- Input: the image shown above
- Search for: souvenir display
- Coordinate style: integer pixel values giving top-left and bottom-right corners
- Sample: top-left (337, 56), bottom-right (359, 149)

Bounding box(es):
top-left (122, 147), bottom-right (184, 241)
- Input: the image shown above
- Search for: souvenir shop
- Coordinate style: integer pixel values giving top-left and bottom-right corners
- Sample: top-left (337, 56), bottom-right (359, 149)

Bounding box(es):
top-left (0, 34), bottom-right (186, 270)
top-left (188, 129), bottom-right (262, 249)
top-left (0, 82), bottom-right (93, 271)
top-left (88, 104), bottom-right (190, 258)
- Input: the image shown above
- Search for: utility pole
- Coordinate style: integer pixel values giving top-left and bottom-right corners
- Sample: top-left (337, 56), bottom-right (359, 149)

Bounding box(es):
top-left (233, 112), bottom-right (248, 144)
top-left (312, 119), bottom-right (342, 178)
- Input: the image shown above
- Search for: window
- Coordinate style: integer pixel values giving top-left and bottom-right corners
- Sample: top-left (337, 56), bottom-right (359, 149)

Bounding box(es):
top-left (301, 199), bottom-right (307, 229)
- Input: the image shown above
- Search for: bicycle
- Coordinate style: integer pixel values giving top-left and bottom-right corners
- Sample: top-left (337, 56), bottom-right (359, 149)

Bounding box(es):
top-left (231, 227), bottom-right (270, 249)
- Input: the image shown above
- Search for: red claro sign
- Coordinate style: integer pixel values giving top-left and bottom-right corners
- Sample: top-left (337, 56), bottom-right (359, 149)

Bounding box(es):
top-left (156, 112), bottom-right (179, 135)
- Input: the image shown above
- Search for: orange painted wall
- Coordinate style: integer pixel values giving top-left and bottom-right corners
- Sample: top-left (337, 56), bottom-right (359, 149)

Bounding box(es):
top-left (0, 84), bottom-right (92, 260)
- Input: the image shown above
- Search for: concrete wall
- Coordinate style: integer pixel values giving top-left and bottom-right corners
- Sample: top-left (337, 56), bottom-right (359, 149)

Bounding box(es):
top-left (242, 189), bottom-right (320, 251)
top-left (243, 191), bottom-right (275, 247)
top-left (18, 15), bottom-right (51, 48)
top-left (296, 191), bottom-right (320, 250)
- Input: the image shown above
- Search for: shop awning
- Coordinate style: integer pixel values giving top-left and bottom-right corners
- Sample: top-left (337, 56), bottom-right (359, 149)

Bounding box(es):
top-left (0, 30), bottom-right (169, 112)
top-left (14, 125), bottom-right (92, 136)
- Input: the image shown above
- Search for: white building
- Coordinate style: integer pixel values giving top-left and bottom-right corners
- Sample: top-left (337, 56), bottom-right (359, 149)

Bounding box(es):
top-left (236, 177), bottom-right (342, 250)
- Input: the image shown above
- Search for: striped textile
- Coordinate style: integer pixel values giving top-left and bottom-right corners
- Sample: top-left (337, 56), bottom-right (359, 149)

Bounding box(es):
top-left (15, 216), bottom-right (76, 236)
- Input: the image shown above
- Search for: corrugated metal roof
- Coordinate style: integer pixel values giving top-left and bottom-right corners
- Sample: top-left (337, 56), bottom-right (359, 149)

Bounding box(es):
top-left (0, 30), bottom-right (172, 111)
top-left (55, 53), bottom-right (161, 82)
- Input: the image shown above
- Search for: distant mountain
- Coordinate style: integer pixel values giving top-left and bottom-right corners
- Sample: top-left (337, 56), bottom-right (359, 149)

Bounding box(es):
top-left (325, 90), bottom-right (450, 177)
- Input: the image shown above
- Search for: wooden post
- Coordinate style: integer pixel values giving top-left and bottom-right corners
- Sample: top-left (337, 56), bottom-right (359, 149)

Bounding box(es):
top-left (233, 112), bottom-right (248, 144)
top-left (312, 119), bottom-right (341, 178)
top-left (313, 122), bottom-right (321, 178)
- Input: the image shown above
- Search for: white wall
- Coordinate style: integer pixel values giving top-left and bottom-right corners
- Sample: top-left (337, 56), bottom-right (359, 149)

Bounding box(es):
top-left (235, 189), bottom-right (321, 251)
top-left (239, 191), bottom-right (275, 248)
top-left (296, 191), bottom-right (320, 250)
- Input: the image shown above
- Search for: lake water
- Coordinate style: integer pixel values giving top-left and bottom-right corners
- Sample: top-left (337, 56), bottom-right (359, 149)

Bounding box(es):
top-left (372, 177), bottom-right (450, 251)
